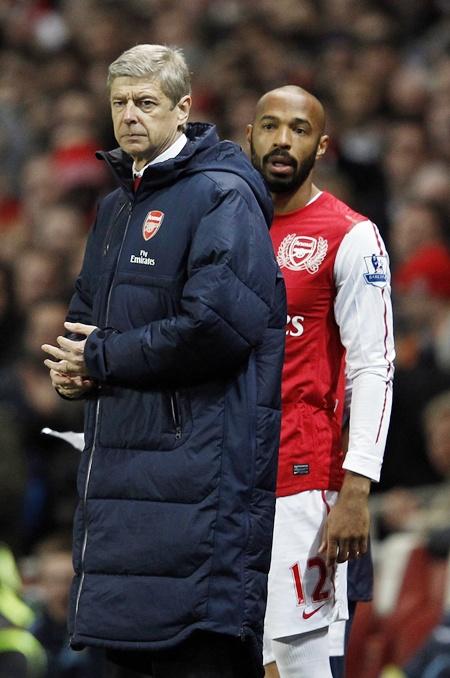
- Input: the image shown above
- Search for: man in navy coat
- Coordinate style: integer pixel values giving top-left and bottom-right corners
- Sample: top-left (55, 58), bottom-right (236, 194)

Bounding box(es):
top-left (42, 44), bottom-right (286, 678)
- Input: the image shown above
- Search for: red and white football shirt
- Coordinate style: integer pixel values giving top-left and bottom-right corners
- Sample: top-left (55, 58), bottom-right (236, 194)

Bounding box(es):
top-left (271, 191), bottom-right (395, 496)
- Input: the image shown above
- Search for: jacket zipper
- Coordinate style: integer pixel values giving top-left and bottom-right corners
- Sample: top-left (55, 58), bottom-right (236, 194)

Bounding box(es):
top-left (73, 397), bottom-right (100, 622)
top-left (72, 200), bottom-right (133, 639)
top-left (103, 200), bottom-right (128, 256)
top-left (170, 392), bottom-right (182, 440)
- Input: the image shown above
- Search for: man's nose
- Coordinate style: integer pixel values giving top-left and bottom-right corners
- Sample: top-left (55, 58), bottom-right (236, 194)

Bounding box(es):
top-left (123, 100), bottom-right (139, 123)
top-left (273, 127), bottom-right (291, 148)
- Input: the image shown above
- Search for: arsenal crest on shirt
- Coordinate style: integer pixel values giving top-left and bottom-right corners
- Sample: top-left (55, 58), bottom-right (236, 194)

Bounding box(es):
top-left (277, 234), bottom-right (328, 273)
top-left (142, 210), bottom-right (164, 241)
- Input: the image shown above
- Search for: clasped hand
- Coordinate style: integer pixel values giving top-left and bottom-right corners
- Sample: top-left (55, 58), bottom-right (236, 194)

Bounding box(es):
top-left (42, 321), bottom-right (98, 398)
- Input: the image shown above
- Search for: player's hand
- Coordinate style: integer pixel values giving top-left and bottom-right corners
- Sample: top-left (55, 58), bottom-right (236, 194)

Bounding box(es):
top-left (319, 471), bottom-right (371, 567)
top-left (42, 322), bottom-right (97, 378)
top-left (50, 369), bottom-right (95, 399)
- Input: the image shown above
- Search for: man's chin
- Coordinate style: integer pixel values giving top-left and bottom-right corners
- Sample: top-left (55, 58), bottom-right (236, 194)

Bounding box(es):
top-left (266, 178), bottom-right (297, 194)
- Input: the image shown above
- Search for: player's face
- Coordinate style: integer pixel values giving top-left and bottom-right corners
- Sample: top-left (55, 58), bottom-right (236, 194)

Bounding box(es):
top-left (110, 77), bottom-right (191, 170)
top-left (247, 90), bottom-right (327, 194)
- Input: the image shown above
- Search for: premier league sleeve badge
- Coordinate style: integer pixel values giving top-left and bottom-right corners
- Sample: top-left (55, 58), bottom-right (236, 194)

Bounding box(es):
top-left (363, 254), bottom-right (388, 287)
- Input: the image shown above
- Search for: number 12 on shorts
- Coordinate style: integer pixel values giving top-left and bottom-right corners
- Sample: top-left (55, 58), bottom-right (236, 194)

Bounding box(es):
top-left (290, 557), bottom-right (331, 606)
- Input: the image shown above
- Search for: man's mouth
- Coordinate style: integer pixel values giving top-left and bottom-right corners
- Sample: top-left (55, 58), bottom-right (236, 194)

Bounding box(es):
top-left (265, 153), bottom-right (296, 176)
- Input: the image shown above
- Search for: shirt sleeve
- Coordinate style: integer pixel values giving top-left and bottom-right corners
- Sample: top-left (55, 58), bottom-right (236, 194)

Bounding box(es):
top-left (334, 220), bottom-right (395, 482)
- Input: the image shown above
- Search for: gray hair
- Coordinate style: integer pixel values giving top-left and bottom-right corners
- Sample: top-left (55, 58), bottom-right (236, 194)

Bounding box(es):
top-left (107, 44), bottom-right (191, 107)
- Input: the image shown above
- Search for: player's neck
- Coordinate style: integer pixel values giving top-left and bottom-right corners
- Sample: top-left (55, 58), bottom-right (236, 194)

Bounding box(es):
top-left (272, 180), bottom-right (320, 216)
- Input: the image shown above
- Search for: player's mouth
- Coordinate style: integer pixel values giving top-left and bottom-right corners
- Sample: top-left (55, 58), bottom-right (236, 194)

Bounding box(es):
top-left (265, 152), bottom-right (296, 176)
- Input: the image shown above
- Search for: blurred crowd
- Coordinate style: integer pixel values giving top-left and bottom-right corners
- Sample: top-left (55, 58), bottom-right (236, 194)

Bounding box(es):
top-left (0, 0), bottom-right (449, 676)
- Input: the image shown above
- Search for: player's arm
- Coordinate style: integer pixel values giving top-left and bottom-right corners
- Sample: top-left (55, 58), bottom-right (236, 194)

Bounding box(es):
top-left (321, 220), bottom-right (395, 566)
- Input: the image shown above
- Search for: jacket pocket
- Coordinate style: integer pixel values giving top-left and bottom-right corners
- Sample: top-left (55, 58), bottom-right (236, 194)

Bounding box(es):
top-left (97, 386), bottom-right (192, 450)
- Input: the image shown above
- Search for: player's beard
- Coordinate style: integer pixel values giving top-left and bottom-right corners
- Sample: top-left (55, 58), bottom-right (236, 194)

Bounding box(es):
top-left (250, 140), bottom-right (319, 194)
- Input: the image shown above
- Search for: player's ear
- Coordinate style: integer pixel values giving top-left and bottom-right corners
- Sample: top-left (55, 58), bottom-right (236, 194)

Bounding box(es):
top-left (246, 124), bottom-right (253, 145)
top-left (316, 134), bottom-right (329, 160)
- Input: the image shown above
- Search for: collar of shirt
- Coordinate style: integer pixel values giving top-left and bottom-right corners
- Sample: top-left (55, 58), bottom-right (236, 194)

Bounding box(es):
top-left (305, 191), bottom-right (323, 207)
top-left (132, 134), bottom-right (188, 179)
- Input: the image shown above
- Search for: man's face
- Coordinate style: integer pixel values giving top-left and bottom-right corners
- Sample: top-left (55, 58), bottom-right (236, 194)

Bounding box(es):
top-left (247, 90), bottom-right (327, 194)
top-left (110, 76), bottom-right (191, 169)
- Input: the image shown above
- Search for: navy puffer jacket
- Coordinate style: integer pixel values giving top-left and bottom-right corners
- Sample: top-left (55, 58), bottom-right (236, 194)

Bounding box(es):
top-left (66, 123), bottom-right (286, 659)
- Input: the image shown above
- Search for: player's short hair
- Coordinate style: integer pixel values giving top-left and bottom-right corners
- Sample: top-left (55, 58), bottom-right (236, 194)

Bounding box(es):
top-left (107, 44), bottom-right (191, 107)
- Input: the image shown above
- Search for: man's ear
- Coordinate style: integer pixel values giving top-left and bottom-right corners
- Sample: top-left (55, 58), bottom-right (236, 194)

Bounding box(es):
top-left (246, 124), bottom-right (253, 145)
top-left (316, 134), bottom-right (329, 159)
top-left (176, 95), bottom-right (192, 128)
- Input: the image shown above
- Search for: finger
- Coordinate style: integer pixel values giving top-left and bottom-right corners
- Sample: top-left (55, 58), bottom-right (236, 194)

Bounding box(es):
top-left (359, 538), bottom-right (368, 555)
top-left (337, 540), bottom-right (351, 563)
top-left (57, 335), bottom-right (85, 353)
top-left (326, 538), bottom-right (338, 567)
top-left (50, 369), bottom-right (71, 383)
top-left (348, 540), bottom-right (360, 560)
top-left (64, 321), bottom-right (97, 336)
top-left (44, 358), bottom-right (70, 373)
top-left (50, 369), bottom-right (84, 387)
top-left (42, 343), bottom-right (68, 360)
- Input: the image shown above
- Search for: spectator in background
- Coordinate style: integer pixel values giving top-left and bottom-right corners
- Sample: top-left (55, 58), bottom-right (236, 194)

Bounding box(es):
top-left (394, 241), bottom-right (450, 370)
top-left (0, 260), bottom-right (21, 368)
top-left (378, 244), bottom-right (450, 495)
top-left (0, 407), bottom-right (27, 556)
top-left (409, 163), bottom-right (450, 224)
top-left (0, 298), bottom-right (84, 553)
top-left (380, 389), bottom-right (450, 536)
top-left (29, 534), bottom-right (102, 678)
top-left (12, 248), bottom-right (66, 322)
top-left (0, 543), bottom-right (47, 677)
top-left (32, 203), bottom-right (87, 261)
top-left (382, 120), bottom-right (427, 221)
top-left (389, 200), bottom-right (447, 267)
top-left (402, 612), bottom-right (450, 678)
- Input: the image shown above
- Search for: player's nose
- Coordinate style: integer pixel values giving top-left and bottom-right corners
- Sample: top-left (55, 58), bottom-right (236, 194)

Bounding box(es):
top-left (272, 126), bottom-right (292, 149)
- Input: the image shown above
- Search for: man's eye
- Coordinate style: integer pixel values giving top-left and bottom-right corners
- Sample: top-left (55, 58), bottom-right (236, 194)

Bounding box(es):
top-left (112, 101), bottom-right (124, 108)
top-left (295, 128), bottom-right (306, 135)
top-left (140, 100), bottom-right (154, 109)
top-left (262, 123), bottom-right (275, 130)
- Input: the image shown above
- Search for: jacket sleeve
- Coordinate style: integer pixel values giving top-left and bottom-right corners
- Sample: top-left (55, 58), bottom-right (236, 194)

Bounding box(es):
top-left (66, 191), bottom-right (123, 330)
top-left (84, 183), bottom-right (280, 386)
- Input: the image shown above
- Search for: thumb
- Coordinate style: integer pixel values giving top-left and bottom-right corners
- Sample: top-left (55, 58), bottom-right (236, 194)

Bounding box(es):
top-left (64, 321), bottom-right (97, 337)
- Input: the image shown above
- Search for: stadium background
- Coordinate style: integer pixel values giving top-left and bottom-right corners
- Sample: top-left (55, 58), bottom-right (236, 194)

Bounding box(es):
top-left (0, 1), bottom-right (449, 676)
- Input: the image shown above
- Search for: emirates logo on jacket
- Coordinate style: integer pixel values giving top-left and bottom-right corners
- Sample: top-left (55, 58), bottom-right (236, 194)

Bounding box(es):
top-left (277, 234), bottom-right (328, 273)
